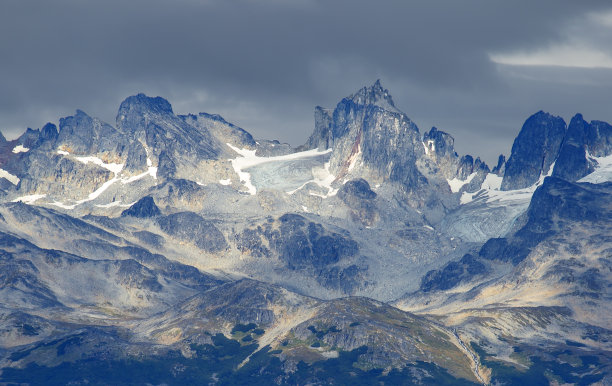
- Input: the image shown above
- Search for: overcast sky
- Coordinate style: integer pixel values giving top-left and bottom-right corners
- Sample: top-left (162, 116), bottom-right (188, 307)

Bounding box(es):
top-left (2, 0), bottom-right (612, 164)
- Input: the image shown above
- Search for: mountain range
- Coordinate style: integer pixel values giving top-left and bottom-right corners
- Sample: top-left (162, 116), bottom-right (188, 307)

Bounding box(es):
top-left (0, 80), bottom-right (610, 384)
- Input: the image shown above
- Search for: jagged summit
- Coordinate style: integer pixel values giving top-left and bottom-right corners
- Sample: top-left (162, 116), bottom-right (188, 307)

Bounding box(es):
top-left (552, 112), bottom-right (612, 181)
top-left (501, 111), bottom-right (566, 190)
top-left (345, 79), bottom-right (399, 113)
top-left (39, 122), bottom-right (58, 142)
top-left (423, 127), bottom-right (457, 159)
top-left (117, 93), bottom-right (174, 120)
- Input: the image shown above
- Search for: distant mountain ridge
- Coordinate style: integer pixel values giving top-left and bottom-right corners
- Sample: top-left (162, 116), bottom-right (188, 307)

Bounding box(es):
top-left (0, 81), bottom-right (611, 384)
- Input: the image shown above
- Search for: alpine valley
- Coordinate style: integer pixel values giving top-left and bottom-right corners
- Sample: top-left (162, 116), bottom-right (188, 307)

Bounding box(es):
top-left (0, 81), bottom-right (610, 385)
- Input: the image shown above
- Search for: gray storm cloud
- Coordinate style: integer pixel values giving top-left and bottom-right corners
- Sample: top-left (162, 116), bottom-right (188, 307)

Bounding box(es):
top-left (1, 0), bottom-right (612, 164)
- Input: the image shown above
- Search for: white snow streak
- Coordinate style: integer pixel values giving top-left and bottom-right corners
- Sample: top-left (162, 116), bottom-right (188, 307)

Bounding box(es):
top-left (0, 169), bottom-right (19, 185)
top-left (94, 201), bottom-right (123, 208)
top-left (12, 145), bottom-right (29, 153)
top-left (50, 201), bottom-right (78, 210)
top-left (74, 156), bottom-right (124, 174)
top-left (12, 194), bottom-right (46, 204)
top-left (422, 142), bottom-right (429, 156)
top-left (120, 165), bottom-right (158, 184)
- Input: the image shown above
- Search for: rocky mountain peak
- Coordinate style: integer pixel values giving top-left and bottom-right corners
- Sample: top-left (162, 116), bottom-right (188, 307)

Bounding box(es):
top-left (117, 93), bottom-right (174, 120)
top-left (423, 127), bottom-right (456, 159)
top-left (501, 111), bottom-right (566, 190)
top-left (491, 154), bottom-right (506, 175)
top-left (40, 123), bottom-right (58, 142)
top-left (346, 79), bottom-right (399, 112)
top-left (2, 84), bottom-right (612, 384)
top-left (552, 112), bottom-right (612, 181)
top-left (56, 109), bottom-right (123, 156)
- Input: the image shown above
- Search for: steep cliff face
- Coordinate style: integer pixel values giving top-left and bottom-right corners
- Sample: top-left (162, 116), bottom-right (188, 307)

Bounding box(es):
top-left (422, 127), bottom-right (458, 179)
top-left (301, 106), bottom-right (334, 151)
top-left (501, 111), bottom-right (566, 190)
top-left (116, 93), bottom-right (222, 179)
top-left (553, 113), bottom-right (612, 181)
top-left (303, 80), bottom-right (426, 191)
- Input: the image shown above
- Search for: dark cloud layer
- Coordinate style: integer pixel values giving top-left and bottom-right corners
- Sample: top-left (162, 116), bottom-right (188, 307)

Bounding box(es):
top-left (2, 0), bottom-right (612, 164)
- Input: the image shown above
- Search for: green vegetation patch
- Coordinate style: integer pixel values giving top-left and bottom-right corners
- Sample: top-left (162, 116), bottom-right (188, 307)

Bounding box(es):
top-left (1, 342), bottom-right (479, 385)
top-left (471, 342), bottom-right (606, 385)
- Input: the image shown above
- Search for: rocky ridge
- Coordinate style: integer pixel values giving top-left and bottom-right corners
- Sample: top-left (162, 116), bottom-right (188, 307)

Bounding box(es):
top-left (0, 81), bottom-right (611, 384)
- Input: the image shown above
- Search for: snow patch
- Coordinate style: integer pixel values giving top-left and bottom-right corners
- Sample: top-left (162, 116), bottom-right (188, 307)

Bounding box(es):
top-left (423, 225), bottom-right (434, 231)
top-left (12, 145), bottom-right (29, 153)
top-left (480, 173), bottom-right (503, 190)
top-left (50, 201), bottom-right (77, 210)
top-left (12, 194), bottom-right (46, 204)
top-left (219, 179), bottom-right (231, 185)
top-left (52, 174), bottom-right (123, 208)
top-left (579, 153), bottom-right (612, 184)
top-left (460, 167), bottom-right (551, 206)
top-left (79, 176), bottom-right (119, 202)
top-left (50, 153), bottom-right (138, 208)
top-left (95, 201), bottom-right (123, 208)
top-left (288, 161), bottom-right (338, 198)
top-left (447, 172), bottom-right (477, 193)
top-left (427, 140), bottom-right (435, 152)
top-left (120, 166), bottom-right (157, 184)
top-left (320, 351), bottom-right (339, 359)
top-left (0, 168), bottom-right (19, 185)
top-left (422, 142), bottom-right (429, 156)
top-left (422, 139), bottom-right (435, 156)
top-left (74, 155), bottom-right (124, 174)
top-left (227, 143), bottom-right (331, 195)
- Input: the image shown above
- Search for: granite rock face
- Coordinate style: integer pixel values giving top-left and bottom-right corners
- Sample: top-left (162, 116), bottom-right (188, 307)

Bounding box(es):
top-left (157, 212), bottom-right (228, 253)
top-left (116, 93), bottom-right (222, 178)
top-left (303, 80), bottom-right (426, 190)
top-left (121, 196), bottom-right (161, 218)
top-left (337, 178), bottom-right (378, 226)
top-left (479, 176), bottom-right (612, 265)
top-left (182, 112), bottom-right (257, 151)
top-left (491, 154), bottom-right (506, 175)
top-left (422, 127), bottom-right (456, 176)
top-left (298, 106), bottom-right (334, 151)
top-left (420, 253), bottom-right (486, 292)
top-left (420, 126), bottom-right (490, 193)
top-left (501, 111), bottom-right (566, 190)
top-left (553, 114), bottom-right (612, 181)
top-left (57, 110), bottom-right (127, 158)
top-left (235, 213), bottom-right (364, 293)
